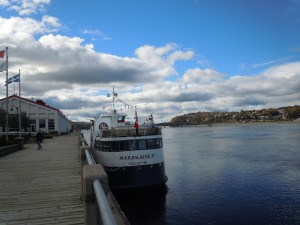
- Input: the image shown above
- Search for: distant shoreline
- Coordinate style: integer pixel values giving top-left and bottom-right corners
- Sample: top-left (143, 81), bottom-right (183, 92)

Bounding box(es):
top-left (161, 120), bottom-right (300, 128)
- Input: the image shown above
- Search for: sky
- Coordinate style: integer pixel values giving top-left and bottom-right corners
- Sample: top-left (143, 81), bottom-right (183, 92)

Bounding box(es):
top-left (0, 0), bottom-right (300, 122)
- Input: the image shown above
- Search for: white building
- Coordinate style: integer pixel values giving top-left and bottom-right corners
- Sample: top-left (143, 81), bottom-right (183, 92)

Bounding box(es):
top-left (0, 95), bottom-right (72, 134)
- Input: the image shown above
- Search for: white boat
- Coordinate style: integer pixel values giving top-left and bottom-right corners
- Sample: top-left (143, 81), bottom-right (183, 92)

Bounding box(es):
top-left (90, 88), bottom-right (167, 189)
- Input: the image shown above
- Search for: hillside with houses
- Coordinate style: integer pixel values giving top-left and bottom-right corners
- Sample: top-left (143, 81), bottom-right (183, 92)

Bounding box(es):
top-left (168, 105), bottom-right (300, 126)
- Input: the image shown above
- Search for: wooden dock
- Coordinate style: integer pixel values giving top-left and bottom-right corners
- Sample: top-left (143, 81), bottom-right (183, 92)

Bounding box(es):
top-left (0, 132), bottom-right (84, 225)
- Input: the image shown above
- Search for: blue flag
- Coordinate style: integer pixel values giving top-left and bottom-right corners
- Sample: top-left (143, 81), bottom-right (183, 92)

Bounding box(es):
top-left (5, 74), bottom-right (20, 86)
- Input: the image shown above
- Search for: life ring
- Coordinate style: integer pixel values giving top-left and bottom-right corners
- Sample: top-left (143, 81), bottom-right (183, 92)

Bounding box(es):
top-left (99, 122), bottom-right (109, 129)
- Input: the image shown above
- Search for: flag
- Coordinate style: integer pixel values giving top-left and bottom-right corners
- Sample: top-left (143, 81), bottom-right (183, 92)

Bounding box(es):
top-left (0, 61), bottom-right (6, 72)
top-left (134, 107), bottom-right (139, 129)
top-left (5, 74), bottom-right (20, 86)
top-left (0, 50), bottom-right (5, 58)
top-left (13, 74), bottom-right (20, 82)
top-left (113, 92), bottom-right (118, 97)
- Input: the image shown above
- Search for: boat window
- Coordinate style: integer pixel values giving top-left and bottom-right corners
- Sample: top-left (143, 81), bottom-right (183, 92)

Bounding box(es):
top-left (154, 138), bottom-right (162, 148)
top-left (147, 139), bottom-right (154, 149)
top-left (138, 140), bottom-right (146, 150)
top-left (128, 140), bottom-right (137, 151)
top-left (95, 140), bottom-right (100, 149)
top-left (100, 141), bottom-right (110, 152)
top-left (154, 139), bottom-right (159, 148)
top-left (110, 142), bottom-right (118, 151)
top-left (117, 116), bottom-right (126, 123)
top-left (95, 138), bottom-right (162, 152)
top-left (119, 141), bottom-right (127, 151)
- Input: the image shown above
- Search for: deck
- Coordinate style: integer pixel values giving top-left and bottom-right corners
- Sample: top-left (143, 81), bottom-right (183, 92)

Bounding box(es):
top-left (0, 132), bottom-right (84, 225)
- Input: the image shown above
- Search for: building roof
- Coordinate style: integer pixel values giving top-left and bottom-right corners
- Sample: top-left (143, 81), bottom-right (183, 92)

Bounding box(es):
top-left (0, 95), bottom-right (73, 123)
top-left (0, 95), bottom-right (61, 112)
top-left (1, 95), bottom-right (74, 121)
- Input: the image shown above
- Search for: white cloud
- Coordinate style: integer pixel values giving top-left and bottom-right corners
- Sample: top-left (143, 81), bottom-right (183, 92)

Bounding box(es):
top-left (262, 61), bottom-right (300, 79)
top-left (83, 29), bottom-right (101, 35)
top-left (0, 16), bottom-right (60, 40)
top-left (134, 44), bottom-right (194, 79)
top-left (0, 15), bottom-right (299, 123)
top-left (41, 15), bottom-right (61, 31)
top-left (39, 34), bottom-right (84, 50)
top-left (181, 68), bottom-right (224, 84)
top-left (253, 60), bottom-right (276, 68)
top-left (1, 0), bottom-right (51, 15)
top-left (82, 29), bottom-right (112, 41)
top-left (0, 0), bottom-right (10, 6)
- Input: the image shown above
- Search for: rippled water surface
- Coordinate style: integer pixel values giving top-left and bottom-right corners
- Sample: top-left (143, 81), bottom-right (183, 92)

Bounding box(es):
top-left (85, 123), bottom-right (300, 225)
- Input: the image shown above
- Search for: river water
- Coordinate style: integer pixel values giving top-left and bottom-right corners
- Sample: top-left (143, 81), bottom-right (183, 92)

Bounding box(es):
top-left (83, 123), bottom-right (300, 225)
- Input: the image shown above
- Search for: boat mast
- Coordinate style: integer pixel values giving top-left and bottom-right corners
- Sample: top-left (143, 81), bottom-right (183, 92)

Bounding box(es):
top-left (112, 86), bottom-right (115, 109)
top-left (111, 86), bottom-right (118, 127)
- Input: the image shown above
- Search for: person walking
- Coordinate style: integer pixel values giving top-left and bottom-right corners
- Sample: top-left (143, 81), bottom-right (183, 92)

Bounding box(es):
top-left (36, 129), bottom-right (44, 150)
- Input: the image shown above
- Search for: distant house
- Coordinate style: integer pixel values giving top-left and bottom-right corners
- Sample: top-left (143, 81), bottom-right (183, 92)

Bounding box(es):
top-left (0, 95), bottom-right (72, 134)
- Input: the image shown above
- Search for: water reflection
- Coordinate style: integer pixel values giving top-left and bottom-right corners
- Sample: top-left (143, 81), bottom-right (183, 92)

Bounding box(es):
top-left (83, 124), bottom-right (300, 225)
top-left (113, 185), bottom-right (168, 225)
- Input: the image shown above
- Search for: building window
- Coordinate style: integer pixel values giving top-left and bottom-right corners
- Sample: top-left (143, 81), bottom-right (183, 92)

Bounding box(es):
top-left (29, 120), bottom-right (36, 126)
top-left (39, 119), bottom-right (45, 128)
top-left (48, 119), bottom-right (55, 130)
top-left (29, 120), bottom-right (36, 132)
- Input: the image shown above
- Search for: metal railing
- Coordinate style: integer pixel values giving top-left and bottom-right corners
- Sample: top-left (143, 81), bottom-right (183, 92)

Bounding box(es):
top-left (85, 149), bottom-right (96, 165)
top-left (93, 180), bottom-right (117, 225)
top-left (80, 132), bottom-right (129, 225)
top-left (84, 147), bottom-right (118, 225)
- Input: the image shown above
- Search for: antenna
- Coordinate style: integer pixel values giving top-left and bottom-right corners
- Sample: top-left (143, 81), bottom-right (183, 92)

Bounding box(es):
top-left (112, 86), bottom-right (118, 110)
top-left (112, 86), bottom-right (115, 109)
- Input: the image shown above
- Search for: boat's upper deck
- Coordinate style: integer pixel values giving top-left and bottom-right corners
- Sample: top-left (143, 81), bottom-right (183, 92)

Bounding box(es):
top-left (101, 127), bottom-right (162, 138)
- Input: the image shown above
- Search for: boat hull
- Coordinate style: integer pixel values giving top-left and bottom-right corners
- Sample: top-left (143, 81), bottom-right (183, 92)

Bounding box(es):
top-left (93, 146), bottom-right (168, 189)
top-left (92, 128), bottom-right (167, 189)
top-left (104, 162), bottom-right (168, 189)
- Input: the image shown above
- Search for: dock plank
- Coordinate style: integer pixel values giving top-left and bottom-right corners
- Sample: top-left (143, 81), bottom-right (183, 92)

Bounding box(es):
top-left (0, 132), bottom-right (84, 225)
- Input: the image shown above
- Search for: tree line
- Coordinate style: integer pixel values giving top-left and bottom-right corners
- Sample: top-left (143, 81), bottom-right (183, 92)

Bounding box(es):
top-left (167, 105), bottom-right (300, 126)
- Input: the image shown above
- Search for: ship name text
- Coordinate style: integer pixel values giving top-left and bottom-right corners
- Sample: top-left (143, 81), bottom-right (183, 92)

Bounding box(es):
top-left (119, 154), bottom-right (155, 161)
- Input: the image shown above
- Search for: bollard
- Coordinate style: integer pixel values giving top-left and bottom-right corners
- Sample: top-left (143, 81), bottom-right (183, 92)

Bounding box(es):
top-left (14, 137), bottom-right (24, 149)
top-left (80, 146), bottom-right (88, 164)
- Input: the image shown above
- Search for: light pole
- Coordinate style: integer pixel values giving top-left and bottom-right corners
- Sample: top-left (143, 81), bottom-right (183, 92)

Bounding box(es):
top-left (10, 105), bottom-right (21, 138)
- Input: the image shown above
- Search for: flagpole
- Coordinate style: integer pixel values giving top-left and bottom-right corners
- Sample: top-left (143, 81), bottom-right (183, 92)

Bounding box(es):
top-left (5, 47), bottom-right (8, 142)
top-left (18, 69), bottom-right (21, 138)
top-left (134, 105), bottom-right (139, 136)
top-left (19, 69), bottom-right (21, 96)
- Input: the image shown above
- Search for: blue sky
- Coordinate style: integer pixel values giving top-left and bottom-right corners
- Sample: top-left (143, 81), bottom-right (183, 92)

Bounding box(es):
top-left (0, 0), bottom-right (300, 122)
top-left (51, 0), bottom-right (300, 75)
